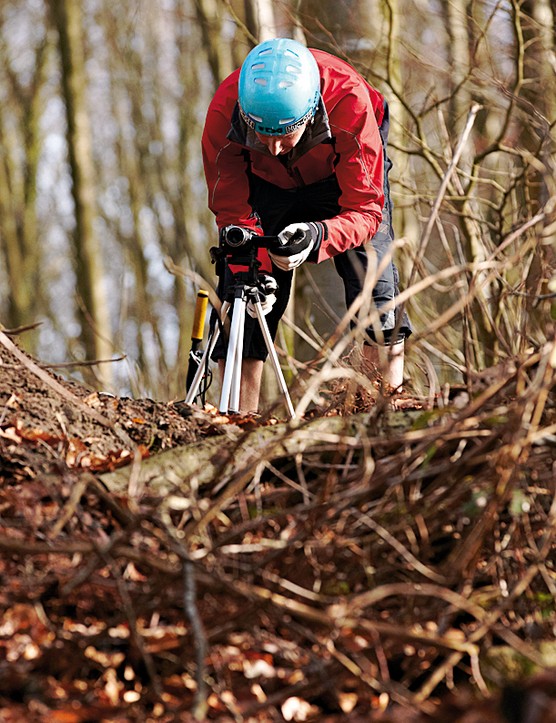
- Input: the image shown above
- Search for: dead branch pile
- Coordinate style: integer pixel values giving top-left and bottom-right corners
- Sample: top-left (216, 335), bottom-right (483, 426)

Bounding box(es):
top-left (0, 339), bottom-right (555, 721)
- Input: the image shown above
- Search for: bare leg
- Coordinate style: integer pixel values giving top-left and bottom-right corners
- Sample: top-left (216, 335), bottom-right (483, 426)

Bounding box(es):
top-left (363, 339), bottom-right (405, 390)
top-left (218, 358), bottom-right (264, 413)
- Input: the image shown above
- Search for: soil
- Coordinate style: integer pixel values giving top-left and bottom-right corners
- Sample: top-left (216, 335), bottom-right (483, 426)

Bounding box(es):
top-left (0, 343), bottom-right (226, 474)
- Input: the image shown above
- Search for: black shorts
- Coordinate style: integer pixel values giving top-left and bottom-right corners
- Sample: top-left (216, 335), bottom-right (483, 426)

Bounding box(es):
top-left (212, 102), bottom-right (412, 361)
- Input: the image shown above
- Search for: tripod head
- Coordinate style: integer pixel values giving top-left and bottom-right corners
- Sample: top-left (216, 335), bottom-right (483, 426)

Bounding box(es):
top-left (210, 225), bottom-right (283, 284)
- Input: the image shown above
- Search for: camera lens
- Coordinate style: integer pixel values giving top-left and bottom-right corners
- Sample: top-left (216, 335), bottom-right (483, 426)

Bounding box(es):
top-left (225, 225), bottom-right (251, 247)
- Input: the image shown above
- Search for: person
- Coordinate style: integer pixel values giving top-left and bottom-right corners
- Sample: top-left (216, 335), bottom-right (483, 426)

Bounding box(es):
top-left (201, 37), bottom-right (412, 412)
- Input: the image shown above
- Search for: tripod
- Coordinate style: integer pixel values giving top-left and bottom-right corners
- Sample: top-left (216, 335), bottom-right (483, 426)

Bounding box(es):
top-left (185, 230), bottom-right (296, 419)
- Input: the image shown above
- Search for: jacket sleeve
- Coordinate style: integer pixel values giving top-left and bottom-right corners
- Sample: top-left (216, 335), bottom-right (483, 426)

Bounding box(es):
top-left (314, 90), bottom-right (385, 263)
top-left (201, 88), bottom-right (260, 235)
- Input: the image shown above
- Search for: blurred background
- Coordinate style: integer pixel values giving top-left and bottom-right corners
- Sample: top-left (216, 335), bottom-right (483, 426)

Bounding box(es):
top-left (0, 0), bottom-right (554, 401)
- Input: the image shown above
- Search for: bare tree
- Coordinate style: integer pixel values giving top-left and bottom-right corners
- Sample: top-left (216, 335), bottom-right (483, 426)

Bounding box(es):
top-left (169, 2), bottom-right (218, 394)
top-left (244, 0), bottom-right (278, 41)
top-left (50, 0), bottom-right (114, 388)
top-left (0, 5), bottom-right (48, 351)
top-left (194, 0), bottom-right (235, 83)
top-left (515, 0), bottom-right (556, 338)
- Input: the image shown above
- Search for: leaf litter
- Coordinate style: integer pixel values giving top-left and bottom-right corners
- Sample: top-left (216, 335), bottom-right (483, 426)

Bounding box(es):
top-left (0, 336), bottom-right (555, 722)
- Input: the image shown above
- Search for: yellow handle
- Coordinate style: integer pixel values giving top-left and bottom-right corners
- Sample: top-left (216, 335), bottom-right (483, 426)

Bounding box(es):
top-left (191, 290), bottom-right (209, 342)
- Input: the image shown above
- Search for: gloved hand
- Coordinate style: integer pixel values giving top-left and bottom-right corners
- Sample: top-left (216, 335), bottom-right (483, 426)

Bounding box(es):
top-left (269, 222), bottom-right (324, 271)
top-left (247, 274), bottom-right (278, 318)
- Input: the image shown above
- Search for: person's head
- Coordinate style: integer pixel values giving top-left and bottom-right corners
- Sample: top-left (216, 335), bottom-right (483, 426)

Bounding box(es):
top-left (238, 38), bottom-right (320, 153)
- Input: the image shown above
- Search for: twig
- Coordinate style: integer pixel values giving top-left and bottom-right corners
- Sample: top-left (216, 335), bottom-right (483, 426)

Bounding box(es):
top-left (103, 553), bottom-right (163, 697)
top-left (408, 103), bottom-right (482, 284)
top-left (49, 476), bottom-right (88, 539)
top-left (0, 322), bottom-right (42, 336)
top-left (352, 512), bottom-right (450, 584)
top-left (414, 564), bottom-right (542, 702)
top-left (44, 354), bottom-right (127, 370)
top-left (183, 558), bottom-right (209, 720)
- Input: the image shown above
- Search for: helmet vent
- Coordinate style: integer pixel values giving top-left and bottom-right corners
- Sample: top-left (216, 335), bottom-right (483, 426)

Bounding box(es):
top-left (254, 78), bottom-right (267, 85)
top-left (278, 81), bottom-right (293, 88)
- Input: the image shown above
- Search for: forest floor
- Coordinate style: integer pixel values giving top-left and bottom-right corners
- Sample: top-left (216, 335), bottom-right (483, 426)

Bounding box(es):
top-left (0, 330), bottom-right (555, 722)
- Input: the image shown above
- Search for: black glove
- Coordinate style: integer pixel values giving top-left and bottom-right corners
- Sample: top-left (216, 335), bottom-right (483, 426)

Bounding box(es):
top-left (269, 222), bottom-right (325, 270)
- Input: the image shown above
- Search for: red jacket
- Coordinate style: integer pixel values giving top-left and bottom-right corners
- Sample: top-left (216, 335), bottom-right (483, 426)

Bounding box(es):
top-left (202, 49), bottom-right (385, 267)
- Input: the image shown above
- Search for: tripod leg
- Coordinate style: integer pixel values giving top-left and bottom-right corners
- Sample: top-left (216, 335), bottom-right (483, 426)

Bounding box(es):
top-left (230, 300), bottom-right (245, 412)
top-left (219, 296), bottom-right (246, 414)
top-left (185, 301), bottom-right (229, 405)
top-left (253, 301), bottom-right (296, 420)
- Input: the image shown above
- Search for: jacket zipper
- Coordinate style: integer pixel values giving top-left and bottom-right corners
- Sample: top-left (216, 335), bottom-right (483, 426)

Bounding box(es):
top-left (285, 163), bottom-right (305, 187)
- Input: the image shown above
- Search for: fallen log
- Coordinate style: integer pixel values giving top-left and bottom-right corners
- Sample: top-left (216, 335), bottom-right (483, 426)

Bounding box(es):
top-left (99, 408), bottom-right (426, 496)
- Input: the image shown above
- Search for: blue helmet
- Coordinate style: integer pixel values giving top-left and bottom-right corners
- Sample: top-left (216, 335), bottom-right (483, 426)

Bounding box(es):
top-left (238, 38), bottom-right (320, 136)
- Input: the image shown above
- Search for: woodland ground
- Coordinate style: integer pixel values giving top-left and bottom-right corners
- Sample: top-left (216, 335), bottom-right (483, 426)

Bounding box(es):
top-left (0, 332), bottom-right (555, 722)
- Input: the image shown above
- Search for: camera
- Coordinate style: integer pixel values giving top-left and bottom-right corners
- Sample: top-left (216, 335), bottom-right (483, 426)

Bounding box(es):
top-left (218, 226), bottom-right (285, 259)
top-left (221, 225), bottom-right (254, 248)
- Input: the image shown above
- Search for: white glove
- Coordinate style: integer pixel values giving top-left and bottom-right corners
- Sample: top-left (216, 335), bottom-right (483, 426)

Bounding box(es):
top-left (246, 274), bottom-right (278, 318)
top-left (269, 222), bottom-right (319, 271)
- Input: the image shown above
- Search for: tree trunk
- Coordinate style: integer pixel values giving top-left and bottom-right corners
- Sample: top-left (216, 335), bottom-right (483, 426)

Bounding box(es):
top-left (194, 0), bottom-right (235, 84)
top-left (0, 23), bottom-right (47, 352)
top-left (243, 0), bottom-right (278, 41)
top-left (442, 0), bottom-right (473, 130)
top-left (172, 5), bottom-right (216, 397)
top-left (518, 0), bottom-right (556, 334)
top-left (50, 0), bottom-right (113, 388)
